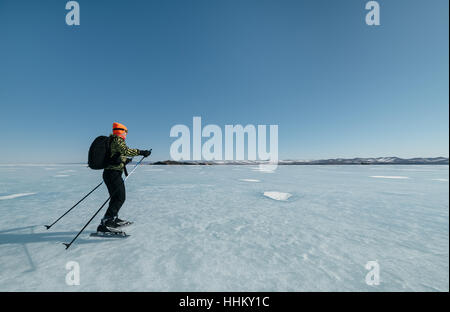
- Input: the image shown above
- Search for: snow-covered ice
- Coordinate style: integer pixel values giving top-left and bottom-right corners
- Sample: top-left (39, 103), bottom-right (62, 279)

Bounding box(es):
top-left (0, 164), bottom-right (448, 291)
top-left (0, 193), bottom-right (37, 201)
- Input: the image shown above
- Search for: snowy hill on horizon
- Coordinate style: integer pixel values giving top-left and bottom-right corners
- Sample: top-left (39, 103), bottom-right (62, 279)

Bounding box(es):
top-left (151, 157), bottom-right (449, 165)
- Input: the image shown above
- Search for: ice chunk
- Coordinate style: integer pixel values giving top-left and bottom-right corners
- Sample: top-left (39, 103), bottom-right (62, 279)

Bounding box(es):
top-left (251, 165), bottom-right (276, 173)
top-left (370, 176), bottom-right (410, 179)
top-left (240, 179), bottom-right (260, 182)
top-left (58, 170), bottom-right (76, 173)
top-left (263, 191), bottom-right (292, 201)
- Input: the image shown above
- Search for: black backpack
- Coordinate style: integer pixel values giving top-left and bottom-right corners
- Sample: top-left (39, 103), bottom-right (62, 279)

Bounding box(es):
top-left (88, 136), bottom-right (121, 169)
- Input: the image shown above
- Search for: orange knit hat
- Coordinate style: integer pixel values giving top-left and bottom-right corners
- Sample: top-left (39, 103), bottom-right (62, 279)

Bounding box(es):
top-left (113, 122), bottom-right (128, 140)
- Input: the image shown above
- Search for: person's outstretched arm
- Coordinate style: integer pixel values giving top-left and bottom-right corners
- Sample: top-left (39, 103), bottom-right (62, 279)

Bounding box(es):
top-left (115, 137), bottom-right (151, 158)
top-left (114, 137), bottom-right (140, 157)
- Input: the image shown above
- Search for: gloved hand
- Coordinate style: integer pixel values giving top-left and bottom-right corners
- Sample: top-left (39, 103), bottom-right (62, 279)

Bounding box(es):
top-left (125, 158), bottom-right (132, 165)
top-left (139, 150), bottom-right (151, 157)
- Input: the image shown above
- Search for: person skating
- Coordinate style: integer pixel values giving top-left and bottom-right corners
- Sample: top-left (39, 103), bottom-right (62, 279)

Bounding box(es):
top-left (96, 122), bottom-right (151, 234)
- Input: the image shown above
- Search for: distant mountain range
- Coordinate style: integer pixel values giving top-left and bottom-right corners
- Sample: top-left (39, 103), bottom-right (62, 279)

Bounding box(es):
top-left (151, 157), bottom-right (449, 165)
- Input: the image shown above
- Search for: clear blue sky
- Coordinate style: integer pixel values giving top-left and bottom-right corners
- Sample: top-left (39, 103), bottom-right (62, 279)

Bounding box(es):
top-left (0, 0), bottom-right (448, 163)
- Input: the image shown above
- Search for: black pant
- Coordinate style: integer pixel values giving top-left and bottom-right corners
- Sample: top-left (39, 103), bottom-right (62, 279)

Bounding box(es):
top-left (103, 169), bottom-right (126, 219)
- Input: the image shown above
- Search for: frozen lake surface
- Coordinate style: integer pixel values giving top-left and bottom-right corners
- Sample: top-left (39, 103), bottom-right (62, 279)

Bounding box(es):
top-left (0, 164), bottom-right (448, 291)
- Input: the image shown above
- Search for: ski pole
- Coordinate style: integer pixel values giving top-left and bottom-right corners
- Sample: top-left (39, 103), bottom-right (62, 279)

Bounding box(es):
top-left (44, 182), bottom-right (103, 230)
top-left (63, 155), bottom-right (148, 250)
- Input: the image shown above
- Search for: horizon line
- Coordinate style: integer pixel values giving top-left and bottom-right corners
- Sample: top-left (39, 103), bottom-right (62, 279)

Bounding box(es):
top-left (0, 156), bottom-right (448, 165)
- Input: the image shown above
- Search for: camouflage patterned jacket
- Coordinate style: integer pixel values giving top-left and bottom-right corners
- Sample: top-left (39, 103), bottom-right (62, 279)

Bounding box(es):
top-left (105, 134), bottom-right (140, 172)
